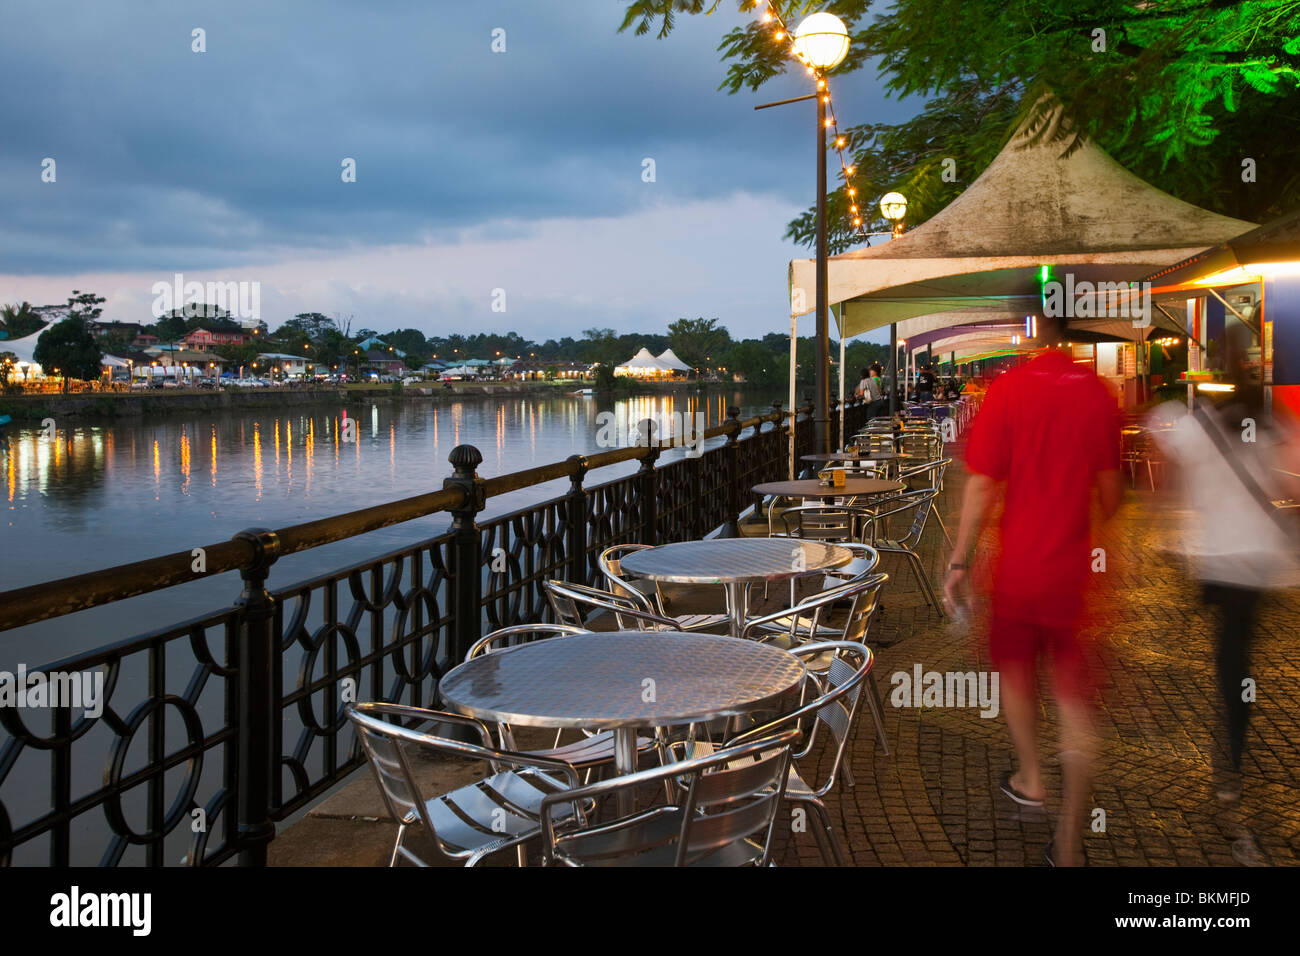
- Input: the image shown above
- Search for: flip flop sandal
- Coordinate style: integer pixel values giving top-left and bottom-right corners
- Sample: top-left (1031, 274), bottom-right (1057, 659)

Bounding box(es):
top-left (999, 770), bottom-right (1044, 808)
top-left (1045, 840), bottom-right (1086, 867)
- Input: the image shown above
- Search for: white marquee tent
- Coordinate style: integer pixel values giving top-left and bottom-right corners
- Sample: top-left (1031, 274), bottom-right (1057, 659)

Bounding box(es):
top-left (0, 323), bottom-right (53, 377)
top-left (615, 348), bottom-right (673, 377)
top-left (655, 348), bottom-right (692, 373)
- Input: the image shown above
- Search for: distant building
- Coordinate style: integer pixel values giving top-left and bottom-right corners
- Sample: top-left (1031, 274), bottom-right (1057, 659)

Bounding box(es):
top-left (182, 327), bottom-right (253, 348)
top-left (364, 349), bottom-right (405, 375)
top-left (256, 352), bottom-right (310, 378)
top-left (89, 320), bottom-right (146, 341)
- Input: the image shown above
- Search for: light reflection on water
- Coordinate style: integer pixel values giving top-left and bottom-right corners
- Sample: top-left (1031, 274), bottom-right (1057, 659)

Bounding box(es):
top-left (1, 389), bottom-right (782, 661)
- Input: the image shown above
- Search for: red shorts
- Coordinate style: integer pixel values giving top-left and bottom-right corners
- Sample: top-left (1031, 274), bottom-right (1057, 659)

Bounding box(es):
top-left (989, 609), bottom-right (1094, 703)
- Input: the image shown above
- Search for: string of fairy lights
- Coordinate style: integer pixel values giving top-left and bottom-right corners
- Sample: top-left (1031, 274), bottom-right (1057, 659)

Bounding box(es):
top-left (752, 1), bottom-right (871, 242)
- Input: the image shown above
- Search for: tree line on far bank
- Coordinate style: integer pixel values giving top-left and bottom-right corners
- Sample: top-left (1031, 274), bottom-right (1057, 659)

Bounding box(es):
top-left (1, 299), bottom-right (892, 393)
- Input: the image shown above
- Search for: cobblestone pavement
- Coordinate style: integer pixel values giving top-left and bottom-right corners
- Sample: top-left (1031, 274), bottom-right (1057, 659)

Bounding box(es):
top-left (272, 439), bottom-right (1300, 867)
top-left (767, 443), bottom-right (1300, 867)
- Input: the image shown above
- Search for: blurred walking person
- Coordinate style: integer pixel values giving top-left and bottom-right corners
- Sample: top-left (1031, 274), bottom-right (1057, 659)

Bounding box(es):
top-left (945, 312), bottom-right (1122, 866)
top-left (1151, 328), bottom-right (1299, 863)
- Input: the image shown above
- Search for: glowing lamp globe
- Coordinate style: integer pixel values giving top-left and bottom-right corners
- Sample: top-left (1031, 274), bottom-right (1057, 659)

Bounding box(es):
top-left (792, 13), bottom-right (849, 70)
top-left (879, 192), bottom-right (908, 222)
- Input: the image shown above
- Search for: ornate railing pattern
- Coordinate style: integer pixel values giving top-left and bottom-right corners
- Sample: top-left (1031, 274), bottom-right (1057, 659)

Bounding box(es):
top-left (0, 399), bottom-right (868, 866)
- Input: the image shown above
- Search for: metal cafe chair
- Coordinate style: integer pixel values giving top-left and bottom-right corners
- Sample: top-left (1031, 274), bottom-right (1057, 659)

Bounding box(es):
top-left (538, 729), bottom-right (801, 867)
top-left (726, 641), bottom-right (875, 865)
top-left (777, 502), bottom-right (876, 543)
top-left (894, 456), bottom-right (954, 547)
top-left (543, 579), bottom-right (684, 631)
top-left (347, 702), bottom-right (587, 867)
top-left (741, 570), bottom-right (891, 757)
top-left (1122, 427), bottom-right (1166, 490)
top-left (861, 488), bottom-right (944, 615)
top-left (598, 544), bottom-right (730, 633)
top-left (464, 624), bottom-right (655, 776)
top-left (767, 503), bottom-right (873, 604)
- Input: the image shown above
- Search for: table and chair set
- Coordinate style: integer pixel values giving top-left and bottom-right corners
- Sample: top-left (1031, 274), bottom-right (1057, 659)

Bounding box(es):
top-left (344, 402), bottom-right (971, 867)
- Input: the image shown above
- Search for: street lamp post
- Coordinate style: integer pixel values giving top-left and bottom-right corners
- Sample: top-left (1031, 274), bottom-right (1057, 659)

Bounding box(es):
top-left (757, 12), bottom-right (850, 455)
top-left (796, 13), bottom-right (849, 455)
top-left (880, 193), bottom-right (908, 413)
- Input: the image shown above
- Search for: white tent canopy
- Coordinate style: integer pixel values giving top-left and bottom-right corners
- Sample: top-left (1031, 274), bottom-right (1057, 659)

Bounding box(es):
top-left (616, 347), bottom-right (671, 372)
top-left (655, 348), bottom-right (692, 372)
top-left (792, 102), bottom-right (1257, 341)
top-left (1, 322), bottom-right (53, 370)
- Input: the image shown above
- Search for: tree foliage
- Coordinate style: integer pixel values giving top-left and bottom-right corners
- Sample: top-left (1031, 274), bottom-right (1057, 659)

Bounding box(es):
top-left (33, 317), bottom-right (102, 392)
top-left (668, 316), bottom-right (732, 369)
top-left (0, 302), bottom-right (46, 340)
top-left (620, 0), bottom-right (1300, 250)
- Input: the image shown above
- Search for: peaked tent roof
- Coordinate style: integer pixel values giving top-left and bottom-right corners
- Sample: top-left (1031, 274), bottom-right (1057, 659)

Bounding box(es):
top-left (790, 102), bottom-right (1257, 341)
top-left (655, 348), bottom-right (692, 371)
top-left (617, 347), bottom-right (670, 370)
top-left (1, 322), bottom-right (54, 366)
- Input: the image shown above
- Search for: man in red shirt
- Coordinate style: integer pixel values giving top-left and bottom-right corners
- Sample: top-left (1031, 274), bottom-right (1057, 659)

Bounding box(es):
top-left (945, 311), bottom-right (1122, 866)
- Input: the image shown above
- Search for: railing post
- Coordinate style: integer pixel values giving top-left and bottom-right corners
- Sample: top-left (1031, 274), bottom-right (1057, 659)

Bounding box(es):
top-left (721, 406), bottom-right (742, 537)
top-left (233, 527), bottom-right (280, 867)
top-left (637, 418), bottom-right (659, 544)
top-left (566, 454), bottom-right (589, 586)
top-left (444, 445), bottom-right (486, 664)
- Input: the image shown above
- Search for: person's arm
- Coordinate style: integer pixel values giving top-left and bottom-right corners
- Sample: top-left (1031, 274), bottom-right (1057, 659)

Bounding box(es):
top-left (944, 472), bottom-right (995, 610)
top-left (1096, 469), bottom-right (1122, 520)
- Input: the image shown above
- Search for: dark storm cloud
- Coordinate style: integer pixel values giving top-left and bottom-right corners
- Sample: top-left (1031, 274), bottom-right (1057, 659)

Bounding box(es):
top-left (0, 0), bottom-right (908, 275)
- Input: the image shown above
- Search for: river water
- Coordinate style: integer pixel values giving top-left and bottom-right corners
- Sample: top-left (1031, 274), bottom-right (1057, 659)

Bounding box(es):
top-left (1, 388), bottom-right (786, 666)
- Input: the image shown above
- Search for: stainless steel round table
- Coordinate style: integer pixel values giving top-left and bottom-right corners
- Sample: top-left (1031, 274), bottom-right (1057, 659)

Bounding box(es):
top-left (439, 631), bottom-right (806, 807)
top-left (619, 537), bottom-right (853, 637)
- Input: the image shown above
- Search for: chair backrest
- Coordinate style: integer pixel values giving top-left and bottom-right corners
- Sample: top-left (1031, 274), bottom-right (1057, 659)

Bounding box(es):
top-left (903, 489), bottom-right (936, 545)
top-left (543, 579), bottom-right (681, 631)
top-left (465, 623), bottom-right (588, 662)
top-left (900, 432), bottom-right (940, 458)
top-left (779, 504), bottom-right (865, 543)
top-left (837, 571), bottom-right (888, 644)
top-left (898, 456), bottom-right (951, 492)
top-left (597, 544), bottom-right (658, 611)
top-left (862, 434), bottom-right (896, 454)
top-left (539, 730), bottom-right (800, 867)
top-left (868, 488), bottom-right (936, 549)
top-left (741, 571), bottom-right (887, 646)
top-left (347, 702), bottom-right (577, 864)
top-left (731, 642), bottom-right (872, 798)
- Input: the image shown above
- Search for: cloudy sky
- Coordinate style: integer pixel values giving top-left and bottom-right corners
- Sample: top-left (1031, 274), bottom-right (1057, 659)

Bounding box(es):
top-left (0, 0), bottom-right (913, 343)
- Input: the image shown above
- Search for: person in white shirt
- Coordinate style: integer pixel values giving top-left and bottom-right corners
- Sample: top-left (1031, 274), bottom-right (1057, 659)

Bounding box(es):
top-left (1152, 334), bottom-right (1300, 865)
top-left (855, 367), bottom-right (880, 405)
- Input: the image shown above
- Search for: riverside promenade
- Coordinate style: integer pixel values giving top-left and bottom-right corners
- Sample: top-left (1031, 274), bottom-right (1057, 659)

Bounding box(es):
top-left (270, 440), bottom-right (1300, 867)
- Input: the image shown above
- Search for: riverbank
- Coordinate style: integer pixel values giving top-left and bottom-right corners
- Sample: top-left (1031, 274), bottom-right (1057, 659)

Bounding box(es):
top-left (0, 378), bottom-right (751, 421)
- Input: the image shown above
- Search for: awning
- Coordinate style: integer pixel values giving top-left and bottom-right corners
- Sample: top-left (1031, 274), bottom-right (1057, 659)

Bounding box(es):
top-left (796, 101), bottom-right (1257, 341)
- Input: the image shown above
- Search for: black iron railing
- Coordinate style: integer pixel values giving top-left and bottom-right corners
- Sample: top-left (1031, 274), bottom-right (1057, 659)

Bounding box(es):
top-left (0, 398), bottom-right (870, 866)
